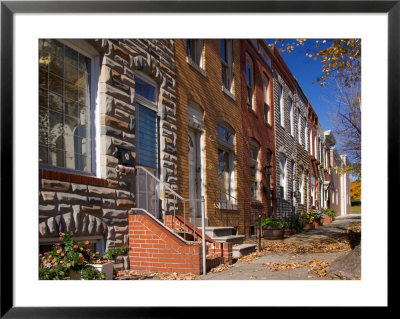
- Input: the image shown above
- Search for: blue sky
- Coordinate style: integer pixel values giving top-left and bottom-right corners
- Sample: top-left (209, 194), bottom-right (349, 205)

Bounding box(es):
top-left (265, 39), bottom-right (338, 132)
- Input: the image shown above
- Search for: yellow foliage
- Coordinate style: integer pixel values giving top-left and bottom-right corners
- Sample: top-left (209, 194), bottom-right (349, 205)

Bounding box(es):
top-left (350, 180), bottom-right (361, 200)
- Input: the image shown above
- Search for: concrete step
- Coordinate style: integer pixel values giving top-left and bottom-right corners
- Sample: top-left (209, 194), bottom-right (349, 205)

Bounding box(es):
top-left (201, 226), bottom-right (237, 238)
top-left (211, 235), bottom-right (245, 245)
top-left (232, 243), bottom-right (257, 259)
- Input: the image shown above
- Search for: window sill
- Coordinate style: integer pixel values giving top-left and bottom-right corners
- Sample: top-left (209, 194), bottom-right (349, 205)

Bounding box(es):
top-left (186, 57), bottom-right (207, 77)
top-left (215, 201), bottom-right (238, 211)
top-left (39, 167), bottom-right (111, 187)
top-left (222, 86), bottom-right (236, 101)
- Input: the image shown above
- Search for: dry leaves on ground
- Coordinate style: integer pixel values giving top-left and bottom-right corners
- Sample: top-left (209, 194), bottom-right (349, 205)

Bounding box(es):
top-left (209, 264), bottom-right (234, 273)
top-left (262, 259), bottom-right (333, 277)
top-left (155, 272), bottom-right (198, 280)
top-left (115, 270), bottom-right (156, 280)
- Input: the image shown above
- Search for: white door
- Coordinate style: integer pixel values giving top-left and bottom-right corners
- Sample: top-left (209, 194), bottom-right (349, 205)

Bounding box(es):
top-left (188, 129), bottom-right (201, 218)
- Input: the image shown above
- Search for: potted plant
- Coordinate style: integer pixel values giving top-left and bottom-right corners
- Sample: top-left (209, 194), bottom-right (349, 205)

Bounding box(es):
top-left (91, 246), bottom-right (130, 279)
top-left (287, 213), bottom-right (304, 234)
top-left (39, 232), bottom-right (105, 280)
top-left (312, 209), bottom-right (324, 227)
top-left (324, 208), bottom-right (337, 222)
top-left (257, 217), bottom-right (287, 240)
top-left (301, 211), bottom-right (315, 230)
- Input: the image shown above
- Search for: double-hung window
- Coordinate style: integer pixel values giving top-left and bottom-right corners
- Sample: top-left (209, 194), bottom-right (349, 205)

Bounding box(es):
top-left (221, 39), bottom-right (233, 92)
top-left (297, 110), bottom-right (302, 144)
top-left (39, 39), bottom-right (95, 174)
top-left (311, 175), bottom-right (315, 206)
top-left (249, 139), bottom-right (260, 201)
top-left (304, 118), bottom-right (307, 150)
top-left (245, 54), bottom-right (254, 108)
top-left (289, 98), bottom-right (293, 135)
top-left (278, 84), bottom-right (284, 126)
top-left (299, 166), bottom-right (304, 204)
top-left (263, 75), bottom-right (271, 124)
top-left (135, 74), bottom-right (159, 217)
top-left (186, 39), bottom-right (204, 68)
top-left (280, 155), bottom-right (287, 200)
top-left (218, 123), bottom-right (235, 204)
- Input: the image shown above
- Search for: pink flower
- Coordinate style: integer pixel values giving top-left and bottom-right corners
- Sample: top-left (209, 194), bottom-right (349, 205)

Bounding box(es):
top-left (39, 254), bottom-right (43, 257)
top-left (55, 243), bottom-right (60, 246)
top-left (52, 263), bottom-right (57, 267)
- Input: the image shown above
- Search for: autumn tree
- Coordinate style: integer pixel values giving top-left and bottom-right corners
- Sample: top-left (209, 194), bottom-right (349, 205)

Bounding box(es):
top-left (328, 81), bottom-right (361, 180)
top-left (350, 180), bottom-right (361, 201)
top-left (275, 39), bottom-right (361, 88)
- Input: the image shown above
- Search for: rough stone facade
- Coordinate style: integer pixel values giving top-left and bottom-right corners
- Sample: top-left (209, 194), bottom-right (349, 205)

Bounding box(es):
top-left (294, 81), bottom-right (310, 215)
top-left (175, 39), bottom-right (245, 234)
top-left (240, 40), bottom-right (276, 236)
top-left (39, 39), bottom-right (177, 252)
top-left (271, 45), bottom-right (297, 219)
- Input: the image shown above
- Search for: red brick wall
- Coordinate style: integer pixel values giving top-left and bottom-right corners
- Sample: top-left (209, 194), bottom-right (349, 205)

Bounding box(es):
top-left (128, 211), bottom-right (203, 274)
top-left (240, 40), bottom-right (276, 237)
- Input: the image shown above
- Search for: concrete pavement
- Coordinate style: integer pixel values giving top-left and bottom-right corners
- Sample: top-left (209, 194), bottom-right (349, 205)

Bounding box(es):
top-left (200, 214), bottom-right (361, 280)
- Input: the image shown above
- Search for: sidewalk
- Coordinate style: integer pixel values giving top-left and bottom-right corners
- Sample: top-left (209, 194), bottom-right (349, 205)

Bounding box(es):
top-left (200, 214), bottom-right (361, 280)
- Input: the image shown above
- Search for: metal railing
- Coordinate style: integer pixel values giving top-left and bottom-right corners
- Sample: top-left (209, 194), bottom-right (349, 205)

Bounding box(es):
top-left (135, 166), bottom-right (207, 274)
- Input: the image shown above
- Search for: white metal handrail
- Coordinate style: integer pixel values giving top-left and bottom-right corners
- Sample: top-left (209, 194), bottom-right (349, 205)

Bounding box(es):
top-left (135, 165), bottom-right (207, 275)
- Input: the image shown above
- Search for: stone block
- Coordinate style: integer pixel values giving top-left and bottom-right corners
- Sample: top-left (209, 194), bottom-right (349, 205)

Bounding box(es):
top-left (88, 185), bottom-right (116, 198)
top-left (41, 191), bottom-right (56, 203)
top-left (116, 199), bottom-right (135, 208)
top-left (102, 209), bottom-right (127, 219)
top-left (102, 198), bottom-right (116, 208)
top-left (41, 179), bottom-right (70, 192)
top-left (81, 205), bottom-right (102, 217)
top-left (71, 183), bottom-right (88, 194)
top-left (56, 192), bottom-right (87, 204)
top-left (58, 204), bottom-right (72, 213)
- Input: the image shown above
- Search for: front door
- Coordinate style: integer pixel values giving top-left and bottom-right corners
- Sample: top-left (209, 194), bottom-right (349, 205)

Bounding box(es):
top-left (188, 129), bottom-right (201, 219)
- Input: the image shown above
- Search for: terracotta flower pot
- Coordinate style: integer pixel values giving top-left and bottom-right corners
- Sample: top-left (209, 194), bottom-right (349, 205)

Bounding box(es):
top-left (303, 222), bottom-right (314, 231)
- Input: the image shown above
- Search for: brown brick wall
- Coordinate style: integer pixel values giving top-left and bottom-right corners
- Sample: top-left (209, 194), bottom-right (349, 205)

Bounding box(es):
top-left (175, 39), bottom-right (245, 234)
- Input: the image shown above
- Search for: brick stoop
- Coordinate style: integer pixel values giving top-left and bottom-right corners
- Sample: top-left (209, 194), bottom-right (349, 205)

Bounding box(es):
top-left (128, 210), bottom-right (203, 274)
top-left (128, 210), bottom-right (233, 275)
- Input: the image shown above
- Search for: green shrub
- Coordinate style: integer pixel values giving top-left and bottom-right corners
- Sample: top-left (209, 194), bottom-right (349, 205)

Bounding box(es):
top-left (324, 209), bottom-right (337, 218)
top-left (256, 217), bottom-right (287, 228)
top-left (81, 265), bottom-right (105, 280)
top-left (285, 214), bottom-right (304, 233)
top-left (103, 246), bottom-right (130, 260)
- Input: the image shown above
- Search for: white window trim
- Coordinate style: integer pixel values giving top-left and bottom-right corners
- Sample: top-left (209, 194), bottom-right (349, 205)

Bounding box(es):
top-left (279, 84), bottom-right (284, 127)
top-left (289, 98), bottom-right (293, 135)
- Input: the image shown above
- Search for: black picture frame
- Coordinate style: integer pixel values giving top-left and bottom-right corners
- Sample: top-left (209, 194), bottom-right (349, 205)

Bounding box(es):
top-left (1, 0), bottom-right (394, 317)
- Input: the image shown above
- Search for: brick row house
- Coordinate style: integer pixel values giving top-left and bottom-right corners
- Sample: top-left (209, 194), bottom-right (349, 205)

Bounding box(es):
top-left (38, 38), bottom-right (352, 276)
